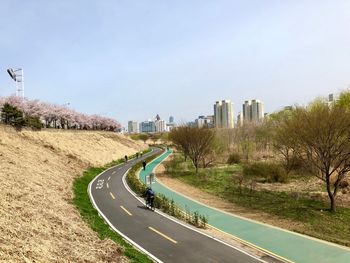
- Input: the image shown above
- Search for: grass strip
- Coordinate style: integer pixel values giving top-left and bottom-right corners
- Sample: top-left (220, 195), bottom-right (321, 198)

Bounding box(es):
top-left (126, 149), bottom-right (208, 228)
top-left (73, 149), bottom-right (153, 263)
top-left (165, 153), bottom-right (350, 247)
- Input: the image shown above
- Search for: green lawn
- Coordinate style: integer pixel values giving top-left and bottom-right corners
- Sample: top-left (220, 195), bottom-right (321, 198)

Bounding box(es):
top-left (73, 153), bottom-right (153, 263)
top-left (165, 154), bottom-right (350, 247)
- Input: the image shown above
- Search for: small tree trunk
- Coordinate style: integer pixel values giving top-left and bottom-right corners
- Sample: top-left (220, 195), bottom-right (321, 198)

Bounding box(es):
top-left (326, 175), bottom-right (336, 212)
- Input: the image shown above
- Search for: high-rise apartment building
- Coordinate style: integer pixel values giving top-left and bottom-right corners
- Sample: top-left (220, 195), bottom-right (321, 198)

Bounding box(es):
top-left (169, 116), bottom-right (174, 123)
top-left (242, 99), bottom-right (264, 123)
top-left (214, 100), bottom-right (234, 128)
top-left (128, 121), bottom-right (138, 133)
top-left (155, 119), bottom-right (166, 132)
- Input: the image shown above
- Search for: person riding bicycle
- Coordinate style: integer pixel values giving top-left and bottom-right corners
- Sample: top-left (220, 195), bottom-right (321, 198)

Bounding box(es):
top-left (145, 187), bottom-right (155, 210)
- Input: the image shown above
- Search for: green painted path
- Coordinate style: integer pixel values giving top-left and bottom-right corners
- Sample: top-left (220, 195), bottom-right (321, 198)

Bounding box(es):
top-left (139, 149), bottom-right (350, 263)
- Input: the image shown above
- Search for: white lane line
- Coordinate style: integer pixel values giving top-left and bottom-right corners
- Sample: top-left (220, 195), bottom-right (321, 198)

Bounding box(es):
top-left (88, 149), bottom-right (163, 263)
top-left (112, 171), bottom-right (116, 175)
top-left (108, 176), bottom-right (111, 181)
top-left (121, 151), bottom-right (266, 263)
top-left (107, 183), bottom-right (109, 189)
top-left (149, 227), bottom-right (178, 244)
top-left (120, 205), bottom-right (133, 216)
top-left (110, 192), bottom-right (115, 199)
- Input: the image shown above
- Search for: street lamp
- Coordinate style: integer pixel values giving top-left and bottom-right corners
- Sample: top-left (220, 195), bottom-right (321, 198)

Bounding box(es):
top-left (6, 68), bottom-right (24, 98)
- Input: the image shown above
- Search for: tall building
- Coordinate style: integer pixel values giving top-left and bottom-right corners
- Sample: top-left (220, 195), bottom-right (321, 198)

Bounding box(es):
top-left (127, 121), bottom-right (138, 133)
top-left (139, 120), bottom-right (156, 133)
top-left (155, 119), bottom-right (166, 132)
top-left (243, 99), bottom-right (264, 123)
top-left (243, 100), bottom-right (252, 122)
top-left (169, 116), bottom-right (174, 123)
top-left (214, 100), bottom-right (234, 128)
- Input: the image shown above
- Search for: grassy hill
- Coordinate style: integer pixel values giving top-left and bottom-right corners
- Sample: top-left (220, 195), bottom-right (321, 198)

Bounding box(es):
top-left (0, 125), bottom-right (146, 262)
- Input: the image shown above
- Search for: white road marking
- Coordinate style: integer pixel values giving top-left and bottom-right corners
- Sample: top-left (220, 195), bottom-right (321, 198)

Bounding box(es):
top-left (120, 206), bottom-right (133, 216)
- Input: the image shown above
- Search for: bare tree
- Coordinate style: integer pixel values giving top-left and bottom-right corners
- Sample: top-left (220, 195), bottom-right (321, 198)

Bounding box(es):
top-left (169, 126), bottom-right (216, 173)
top-left (278, 100), bottom-right (350, 212)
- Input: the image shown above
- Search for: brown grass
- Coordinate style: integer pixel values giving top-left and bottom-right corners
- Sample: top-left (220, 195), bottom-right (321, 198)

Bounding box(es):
top-left (0, 125), bottom-right (146, 262)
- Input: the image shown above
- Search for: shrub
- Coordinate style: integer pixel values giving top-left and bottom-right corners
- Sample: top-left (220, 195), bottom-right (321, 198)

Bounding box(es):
top-left (25, 116), bottom-right (42, 130)
top-left (126, 150), bottom-right (208, 228)
top-left (1, 103), bottom-right (25, 129)
top-left (243, 162), bottom-right (288, 183)
top-left (227, 152), bottom-right (241, 164)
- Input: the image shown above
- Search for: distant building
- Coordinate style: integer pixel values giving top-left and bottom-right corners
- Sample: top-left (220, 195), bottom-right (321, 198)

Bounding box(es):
top-left (127, 121), bottom-right (138, 133)
top-left (195, 115), bottom-right (214, 128)
top-left (187, 121), bottom-right (197, 128)
top-left (214, 100), bottom-right (234, 128)
top-left (237, 112), bottom-right (243, 126)
top-left (328, 93), bottom-right (339, 104)
top-left (166, 122), bottom-right (175, 131)
top-left (206, 115), bottom-right (214, 128)
top-left (140, 120), bottom-right (156, 133)
top-left (169, 116), bottom-right (174, 123)
top-left (155, 119), bottom-right (166, 132)
top-left (243, 99), bottom-right (264, 123)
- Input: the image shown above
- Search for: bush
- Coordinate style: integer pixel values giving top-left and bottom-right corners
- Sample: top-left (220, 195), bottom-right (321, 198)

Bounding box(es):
top-left (227, 152), bottom-right (241, 164)
top-left (243, 162), bottom-right (288, 183)
top-left (25, 116), bottom-right (42, 130)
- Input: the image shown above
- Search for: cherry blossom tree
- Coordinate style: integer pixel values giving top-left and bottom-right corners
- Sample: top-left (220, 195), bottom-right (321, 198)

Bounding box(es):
top-left (0, 96), bottom-right (121, 131)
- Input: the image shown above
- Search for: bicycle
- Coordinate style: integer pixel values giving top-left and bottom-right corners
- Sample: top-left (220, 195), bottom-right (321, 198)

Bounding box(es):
top-left (146, 196), bottom-right (155, 211)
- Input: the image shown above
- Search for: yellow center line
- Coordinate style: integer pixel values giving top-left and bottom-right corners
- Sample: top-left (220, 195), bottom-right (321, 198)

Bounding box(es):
top-left (107, 183), bottom-right (109, 189)
top-left (109, 192), bottom-right (115, 199)
top-left (120, 206), bottom-right (132, 216)
top-left (148, 227), bottom-right (178, 244)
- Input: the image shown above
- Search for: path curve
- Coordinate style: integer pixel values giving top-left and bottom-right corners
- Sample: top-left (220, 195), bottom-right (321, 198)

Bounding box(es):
top-left (89, 148), bottom-right (264, 263)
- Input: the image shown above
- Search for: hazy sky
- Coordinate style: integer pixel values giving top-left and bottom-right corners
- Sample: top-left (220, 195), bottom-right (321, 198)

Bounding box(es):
top-left (1, 1), bottom-right (350, 126)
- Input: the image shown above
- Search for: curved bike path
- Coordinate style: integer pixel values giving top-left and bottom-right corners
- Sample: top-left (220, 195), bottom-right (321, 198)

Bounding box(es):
top-left (89, 148), bottom-right (263, 263)
top-left (140, 149), bottom-right (350, 263)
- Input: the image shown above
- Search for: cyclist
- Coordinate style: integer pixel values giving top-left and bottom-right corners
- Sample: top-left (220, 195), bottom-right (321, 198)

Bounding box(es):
top-left (145, 187), bottom-right (155, 210)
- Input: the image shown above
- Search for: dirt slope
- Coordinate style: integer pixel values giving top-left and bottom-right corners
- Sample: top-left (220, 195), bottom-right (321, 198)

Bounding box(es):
top-left (0, 125), bottom-right (147, 262)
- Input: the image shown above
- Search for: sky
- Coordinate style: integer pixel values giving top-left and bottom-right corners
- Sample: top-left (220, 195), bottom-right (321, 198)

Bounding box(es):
top-left (1, 1), bottom-right (350, 126)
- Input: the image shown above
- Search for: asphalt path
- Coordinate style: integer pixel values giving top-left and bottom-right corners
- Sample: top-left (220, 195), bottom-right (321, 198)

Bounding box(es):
top-left (89, 148), bottom-right (264, 263)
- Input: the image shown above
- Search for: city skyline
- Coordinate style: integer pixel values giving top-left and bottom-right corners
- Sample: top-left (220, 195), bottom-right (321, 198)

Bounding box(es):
top-left (1, 1), bottom-right (349, 127)
top-left (126, 91), bottom-right (340, 129)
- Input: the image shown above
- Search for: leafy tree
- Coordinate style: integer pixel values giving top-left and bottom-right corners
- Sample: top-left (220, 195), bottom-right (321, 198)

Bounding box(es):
top-left (277, 100), bottom-right (350, 212)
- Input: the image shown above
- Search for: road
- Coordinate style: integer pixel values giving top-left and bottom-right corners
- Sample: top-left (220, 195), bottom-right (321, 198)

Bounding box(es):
top-left (89, 148), bottom-right (263, 263)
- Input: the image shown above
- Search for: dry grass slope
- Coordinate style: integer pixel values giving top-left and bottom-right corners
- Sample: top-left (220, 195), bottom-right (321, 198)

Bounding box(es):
top-left (0, 125), bottom-right (147, 262)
